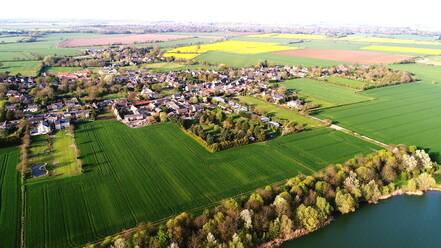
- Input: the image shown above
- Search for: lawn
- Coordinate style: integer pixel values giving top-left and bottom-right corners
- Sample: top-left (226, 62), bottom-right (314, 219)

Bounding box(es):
top-left (24, 120), bottom-right (378, 247)
top-left (283, 78), bottom-right (373, 107)
top-left (317, 63), bottom-right (441, 162)
top-left (164, 40), bottom-right (296, 60)
top-left (237, 95), bottom-right (321, 127)
top-left (0, 147), bottom-right (20, 248)
top-left (27, 131), bottom-right (81, 181)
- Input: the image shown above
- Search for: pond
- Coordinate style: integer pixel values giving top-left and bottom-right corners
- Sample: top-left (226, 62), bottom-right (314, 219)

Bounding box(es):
top-left (283, 191), bottom-right (441, 248)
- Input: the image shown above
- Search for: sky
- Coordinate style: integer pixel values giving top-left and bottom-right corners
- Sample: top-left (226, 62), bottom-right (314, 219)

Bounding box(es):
top-left (2, 0), bottom-right (441, 28)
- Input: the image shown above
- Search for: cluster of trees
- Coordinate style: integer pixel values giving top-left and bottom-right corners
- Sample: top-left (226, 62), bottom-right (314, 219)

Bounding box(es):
top-left (45, 46), bottom-right (164, 68)
top-left (186, 109), bottom-right (280, 151)
top-left (98, 146), bottom-right (438, 248)
top-left (0, 120), bottom-right (27, 148)
top-left (311, 65), bottom-right (415, 89)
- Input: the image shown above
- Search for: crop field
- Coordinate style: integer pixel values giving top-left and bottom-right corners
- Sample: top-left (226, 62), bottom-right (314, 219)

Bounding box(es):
top-left (0, 147), bottom-right (20, 248)
top-left (44, 66), bottom-right (100, 74)
top-left (362, 45), bottom-right (441, 55)
top-left (237, 96), bottom-right (321, 127)
top-left (317, 64), bottom-right (441, 161)
top-left (163, 40), bottom-right (296, 60)
top-left (283, 79), bottom-right (373, 108)
top-left (0, 60), bottom-right (42, 76)
top-left (59, 34), bottom-right (191, 48)
top-left (195, 51), bottom-right (342, 67)
top-left (325, 76), bottom-right (367, 89)
top-left (339, 36), bottom-right (441, 46)
top-left (248, 33), bottom-right (327, 40)
top-left (274, 48), bottom-right (411, 64)
top-left (23, 120), bottom-right (378, 247)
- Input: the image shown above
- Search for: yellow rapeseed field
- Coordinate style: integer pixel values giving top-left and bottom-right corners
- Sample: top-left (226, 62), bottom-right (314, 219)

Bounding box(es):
top-left (362, 45), bottom-right (441, 55)
top-left (164, 40), bottom-right (295, 60)
top-left (248, 33), bottom-right (326, 40)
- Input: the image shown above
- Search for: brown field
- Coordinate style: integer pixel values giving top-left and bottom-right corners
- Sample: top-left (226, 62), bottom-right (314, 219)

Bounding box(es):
top-left (58, 34), bottom-right (191, 47)
top-left (274, 48), bottom-right (412, 64)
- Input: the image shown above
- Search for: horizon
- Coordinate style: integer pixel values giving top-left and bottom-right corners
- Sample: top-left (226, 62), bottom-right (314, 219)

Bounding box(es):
top-left (2, 0), bottom-right (441, 30)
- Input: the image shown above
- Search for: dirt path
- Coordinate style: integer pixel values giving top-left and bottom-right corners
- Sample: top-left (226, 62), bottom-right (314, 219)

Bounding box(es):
top-left (307, 115), bottom-right (388, 148)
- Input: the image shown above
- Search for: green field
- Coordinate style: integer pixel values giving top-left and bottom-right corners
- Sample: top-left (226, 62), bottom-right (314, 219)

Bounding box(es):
top-left (0, 60), bottom-right (42, 76)
top-left (28, 131), bottom-right (81, 182)
top-left (24, 120), bottom-right (378, 247)
top-left (317, 63), bottom-right (441, 161)
top-left (0, 147), bottom-right (20, 248)
top-left (44, 66), bottom-right (100, 74)
top-left (283, 78), bottom-right (373, 107)
top-left (325, 76), bottom-right (367, 89)
top-left (195, 51), bottom-right (343, 67)
top-left (237, 95), bottom-right (321, 127)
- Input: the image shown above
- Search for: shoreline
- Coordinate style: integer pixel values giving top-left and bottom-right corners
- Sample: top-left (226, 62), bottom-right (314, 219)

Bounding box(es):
top-left (259, 187), bottom-right (441, 248)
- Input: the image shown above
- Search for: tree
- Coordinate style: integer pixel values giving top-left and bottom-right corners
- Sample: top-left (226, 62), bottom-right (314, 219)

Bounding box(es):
top-left (245, 193), bottom-right (264, 210)
top-left (415, 173), bottom-right (436, 191)
top-left (361, 180), bottom-right (381, 203)
top-left (296, 204), bottom-right (321, 231)
top-left (315, 196), bottom-right (333, 217)
top-left (159, 112), bottom-right (168, 123)
top-left (335, 190), bottom-right (356, 214)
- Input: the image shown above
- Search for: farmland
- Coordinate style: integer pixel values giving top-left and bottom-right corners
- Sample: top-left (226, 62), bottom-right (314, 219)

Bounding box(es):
top-left (0, 60), bottom-right (42, 76)
top-left (362, 45), bottom-right (441, 55)
top-left (58, 34), bottom-right (191, 48)
top-left (325, 76), bottom-right (367, 89)
top-left (283, 78), bottom-right (374, 108)
top-left (274, 48), bottom-right (411, 64)
top-left (237, 96), bottom-right (321, 127)
top-left (23, 120), bottom-right (378, 247)
top-left (195, 51), bottom-right (342, 67)
top-left (248, 33), bottom-right (327, 40)
top-left (164, 40), bottom-right (296, 60)
top-left (0, 147), bottom-right (20, 248)
top-left (317, 63), bottom-right (441, 161)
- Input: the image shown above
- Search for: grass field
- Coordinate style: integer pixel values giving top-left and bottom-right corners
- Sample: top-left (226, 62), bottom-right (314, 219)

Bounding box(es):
top-left (248, 34), bottom-right (327, 40)
top-left (416, 55), bottom-right (441, 66)
top-left (0, 147), bottom-right (20, 248)
top-left (325, 76), bottom-right (367, 89)
top-left (317, 64), bottom-right (441, 161)
top-left (27, 131), bottom-right (81, 181)
top-left (164, 40), bottom-right (295, 59)
top-left (283, 78), bottom-right (373, 108)
top-left (44, 66), bottom-right (100, 74)
top-left (195, 51), bottom-right (343, 67)
top-left (24, 120), bottom-right (378, 247)
top-left (340, 36), bottom-right (441, 46)
top-left (237, 96), bottom-right (321, 127)
top-left (0, 60), bottom-right (42, 76)
top-left (362, 45), bottom-right (441, 55)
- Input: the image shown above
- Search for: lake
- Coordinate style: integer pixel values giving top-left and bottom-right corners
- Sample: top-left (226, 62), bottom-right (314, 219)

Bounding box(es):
top-left (283, 191), bottom-right (441, 248)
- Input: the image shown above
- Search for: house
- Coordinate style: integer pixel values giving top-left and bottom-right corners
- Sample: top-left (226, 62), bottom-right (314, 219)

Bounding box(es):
top-left (24, 104), bottom-right (39, 113)
top-left (287, 100), bottom-right (303, 109)
top-left (31, 121), bottom-right (51, 136)
top-left (54, 119), bottom-right (70, 130)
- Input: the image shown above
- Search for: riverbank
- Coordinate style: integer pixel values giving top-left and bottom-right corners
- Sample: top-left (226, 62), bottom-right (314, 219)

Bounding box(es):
top-left (260, 186), bottom-right (441, 248)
